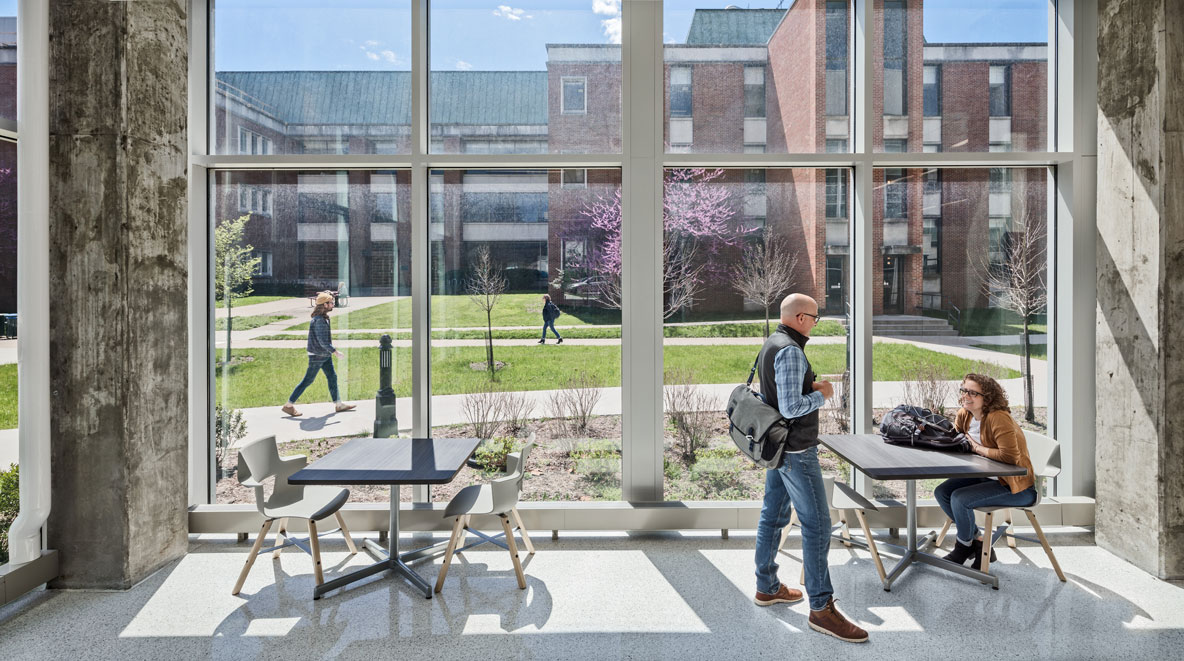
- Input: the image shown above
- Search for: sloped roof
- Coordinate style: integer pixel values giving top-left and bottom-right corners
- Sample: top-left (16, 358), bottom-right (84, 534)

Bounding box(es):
top-left (216, 71), bottom-right (548, 126)
top-left (685, 8), bottom-right (787, 46)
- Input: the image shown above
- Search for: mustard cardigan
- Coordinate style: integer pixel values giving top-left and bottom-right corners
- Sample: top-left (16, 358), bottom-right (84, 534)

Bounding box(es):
top-left (954, 408), bottom-right (1035, 494)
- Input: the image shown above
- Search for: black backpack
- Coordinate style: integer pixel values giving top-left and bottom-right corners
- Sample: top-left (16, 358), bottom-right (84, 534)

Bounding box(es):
top-left (879, 405), bottom-right (971, 452)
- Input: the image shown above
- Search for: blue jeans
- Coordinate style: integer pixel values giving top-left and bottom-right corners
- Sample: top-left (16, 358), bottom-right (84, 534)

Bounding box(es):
top-left (541, 319), bottom-right (561, 340)
top-left (754, 447), bottom-right (833, 610)
top-left (287, 355), bottom-right (339, 403)
top-left (934, 478), bottom-right (1037, 545)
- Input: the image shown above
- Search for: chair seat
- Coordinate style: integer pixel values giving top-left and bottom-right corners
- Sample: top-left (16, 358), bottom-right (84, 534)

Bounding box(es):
top-left (974, 491), bottom-right (1041, 514)
top-left (832, 481), bottom-right (879, 511)
top-left (263, 486), bottom-right (349, 521)
top-left (444, 484), bottom-right (495, 518)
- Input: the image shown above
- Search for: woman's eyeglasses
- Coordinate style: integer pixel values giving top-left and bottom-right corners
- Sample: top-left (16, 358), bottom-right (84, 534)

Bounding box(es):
top-left (958, 387), bottom-right (985, 398)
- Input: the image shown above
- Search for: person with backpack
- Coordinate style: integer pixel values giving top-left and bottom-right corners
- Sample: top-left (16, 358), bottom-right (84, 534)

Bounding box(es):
top-left (752, 293), bottom-right (868, 644)
top-left (280, 291), bottom-right (356, 417)
top-left (538, 293), bottom-right (563, 344)
top-left (934, 373), bottom-right (1037, 568)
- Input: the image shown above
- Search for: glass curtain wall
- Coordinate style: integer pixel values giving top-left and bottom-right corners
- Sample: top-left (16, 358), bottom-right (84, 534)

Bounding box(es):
top-left (0, 4), bottom-right (16, 564)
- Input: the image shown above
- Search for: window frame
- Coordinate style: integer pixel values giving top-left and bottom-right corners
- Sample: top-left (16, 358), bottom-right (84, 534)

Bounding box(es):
top-left (561, 76), bottom-right (587, 115)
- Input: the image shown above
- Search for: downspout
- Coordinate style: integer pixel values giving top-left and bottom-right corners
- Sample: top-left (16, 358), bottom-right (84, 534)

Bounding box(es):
top-left (8, 0), bottom-right (51, 565)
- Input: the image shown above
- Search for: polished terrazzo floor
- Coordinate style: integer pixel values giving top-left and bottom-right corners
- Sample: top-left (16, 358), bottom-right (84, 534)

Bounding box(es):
top-left (1, 528), bottom-right (1181, 660)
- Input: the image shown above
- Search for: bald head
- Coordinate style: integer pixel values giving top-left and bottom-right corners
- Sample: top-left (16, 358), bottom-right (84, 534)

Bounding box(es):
top-left (779, 293), bottom-right (819, 336)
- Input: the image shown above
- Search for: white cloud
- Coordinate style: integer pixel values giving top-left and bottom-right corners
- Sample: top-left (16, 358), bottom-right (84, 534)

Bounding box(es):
top-left (602, 16), bottom-right (621, 44)
top-left (493, 5), bottom-right (531, 21)
top-left (381, 50), bottom-right (398, 63)
top-left (365, 51), bottom-right (380, 61)
top-left (592, 0), bottom-right (620, 16)
top-left (362, 40), bottom-right (380, 48)
top-left (455, 60), bottom-right (473, 71)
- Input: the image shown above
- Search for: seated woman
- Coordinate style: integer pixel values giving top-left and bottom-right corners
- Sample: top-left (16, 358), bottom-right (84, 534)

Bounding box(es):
top-left (934, 373), bottom-right (1037, 568)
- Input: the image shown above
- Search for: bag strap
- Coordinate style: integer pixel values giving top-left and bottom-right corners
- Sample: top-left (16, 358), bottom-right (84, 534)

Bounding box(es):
top-left (746, 353), bottom-right (760, 386)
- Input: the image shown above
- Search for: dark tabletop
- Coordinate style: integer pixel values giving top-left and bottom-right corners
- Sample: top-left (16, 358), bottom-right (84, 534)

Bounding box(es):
top-left (818, 434), bottom-right (1030, 481)
top-left (288, 437), bottom-right (482, 486)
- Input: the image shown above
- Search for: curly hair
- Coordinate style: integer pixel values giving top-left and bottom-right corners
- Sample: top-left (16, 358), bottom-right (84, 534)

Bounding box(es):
top-left (963, 373), bottom-right (1010, 414)
top-left (310, 303), bottom-right (331, 319)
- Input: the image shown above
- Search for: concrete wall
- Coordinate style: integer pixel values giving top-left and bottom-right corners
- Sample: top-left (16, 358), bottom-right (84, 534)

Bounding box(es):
top-left (1095, 0), bottom-right (1184, 580)
top-left (46, 0), bottom-right (189, 589)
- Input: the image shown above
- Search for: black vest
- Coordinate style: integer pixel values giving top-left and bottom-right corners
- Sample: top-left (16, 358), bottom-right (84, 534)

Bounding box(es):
top-left (757, 324), bottom-right (820, 452)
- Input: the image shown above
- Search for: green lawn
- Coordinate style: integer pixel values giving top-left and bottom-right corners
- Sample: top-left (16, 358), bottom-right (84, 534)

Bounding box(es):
top-left (0, 365), bottom-right (14, 429)
top-left (925, 308), bottom-right (1047, 336)
top-left (207, 343), bottom-right (1018, 411)
top-left (972, 343), bottom-right (1049, 360)
top-left (214, 314), bottom-right (293, 331)
top-left (258, 319), bottom-right (846, 342)
top-left (216, 295), bottom-right (297, 308)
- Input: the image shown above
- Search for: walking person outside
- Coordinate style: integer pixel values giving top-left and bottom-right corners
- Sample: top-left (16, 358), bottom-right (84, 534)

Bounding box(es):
top-left (752, 293), bottom-right (868, 643)
top-left (539, 294), bottom-right (563, 344)
top-left (281, 291), bottom-right (356, 417)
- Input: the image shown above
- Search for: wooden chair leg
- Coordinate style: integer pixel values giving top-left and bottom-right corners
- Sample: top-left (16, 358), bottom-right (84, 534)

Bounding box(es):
top-left (1025, 509), bottom-right (1066, 582)
top-left (854, 509), bottom-right (887, 582)
top-left (1005, 509), bottom-right (1017, 548)
top-left (233, 519), bottom-right (274, 595)
top-left (979, 512), bottom-right (994, 576)
top-left (839, 509), bottom-right (853, 548)
top-left (500, 515), bottom-right (527, 589)
top-left (799, 564), bottom-right (805, 586)
top-left (272, 518), bottom-right (288, 559)
top-left (335, 511), bottom-right (358, 554)
top-left (778, 509), bottom-right (799, 552)
top-left (936, 518), bottom-right (952, 548)
top-left (308, 519), bottom-right (324, 586)
top-left (434, 517), bottom-right (465, 593)
top-left (511, 507), bottom-right (536, 555)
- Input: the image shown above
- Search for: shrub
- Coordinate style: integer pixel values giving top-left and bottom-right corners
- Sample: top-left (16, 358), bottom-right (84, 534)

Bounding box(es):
top-left (472, 436), bottom-right (519, 473)
top-left (462, 382), bottom-right (502, 439)
top-left (663, 368), bottom-right (719, 466)
top-left (0, 463), bottom-right (18, 565)
top-left (549, 370), bottom-right (603, 436)
top-left (570, 439), bottom-right (620, 477)
top-left (496, 389), bottom-right (535, 435)
top-left (902, 362), bottom-right (954, 416)
top-left (214, 405), bottom-right (248, 476)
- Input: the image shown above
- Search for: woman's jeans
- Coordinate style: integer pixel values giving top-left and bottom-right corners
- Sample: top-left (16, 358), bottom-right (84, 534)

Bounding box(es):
top-left (288, 355), bottom-right (339, 403)
top-left (934, 478), bottom-right (1037, 545)
top-left (754, 447), bottom-right (833, 610)
top-left (541, 319), bottom-right (561, 340)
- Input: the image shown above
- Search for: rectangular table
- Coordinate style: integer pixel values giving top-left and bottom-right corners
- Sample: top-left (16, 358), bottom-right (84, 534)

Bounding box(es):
top-left (818, 434), bottom-right (1029, 590)
top-left (289, 436), bottom-right (481, 600)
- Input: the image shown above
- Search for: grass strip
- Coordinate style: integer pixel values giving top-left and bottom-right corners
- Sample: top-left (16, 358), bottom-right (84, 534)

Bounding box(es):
top-left (971, 343), bottom-right (1048, 361)
top-left (214, 314), bottom-right (293, 331)
top-left (262, 319), bottom-right (845, 341)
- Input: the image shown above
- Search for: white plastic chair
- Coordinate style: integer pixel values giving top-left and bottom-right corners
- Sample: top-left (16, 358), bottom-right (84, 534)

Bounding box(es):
top-left (936, 431), bottom-right (1066, 582)
top-left (778, 477), bottom-right (892, 583)
top-left (232, 436), bottom-right (358, 595)
top-left (435, 439), bottom-right (537, 593)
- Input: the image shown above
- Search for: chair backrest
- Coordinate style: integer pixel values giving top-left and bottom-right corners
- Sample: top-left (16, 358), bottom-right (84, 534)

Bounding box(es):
top-left (237, 436), bottom-right (303, 513)
top-left (491, 437), bottom-right (536, 513)
top-left (1023, 431), bottom-right (1061, 479)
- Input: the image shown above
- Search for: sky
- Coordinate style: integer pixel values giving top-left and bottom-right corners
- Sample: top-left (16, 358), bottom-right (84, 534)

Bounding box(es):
top-left (0, 1), bottom-right (1051, 71)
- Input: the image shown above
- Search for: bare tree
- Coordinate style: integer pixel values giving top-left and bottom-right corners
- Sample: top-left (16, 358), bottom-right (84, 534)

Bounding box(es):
top-left (462, 382), bottom-right (502, 439)
top-left (972, 197), bottom-right (1047, 423)
top-left (466, 245), bottom-right (507, 379)
top-left (732, 237), bottom-right (800, 337)
top-left (593, 237), bottom-right (707, 320)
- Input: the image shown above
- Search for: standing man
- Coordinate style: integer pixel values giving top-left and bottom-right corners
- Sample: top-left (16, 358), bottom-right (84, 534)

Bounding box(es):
top-left (752, 293), bottom-right (868, 643)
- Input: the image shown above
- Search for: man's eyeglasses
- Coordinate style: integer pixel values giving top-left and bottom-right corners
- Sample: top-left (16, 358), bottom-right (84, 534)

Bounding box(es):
top-left (799, 312), bottom-right (821, 323)
top-left (958, 387), bottom-right (985, 399)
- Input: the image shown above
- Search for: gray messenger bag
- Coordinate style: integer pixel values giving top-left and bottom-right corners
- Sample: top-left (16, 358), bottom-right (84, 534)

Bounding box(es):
top-left (726, 354), bottom-right (793, 469)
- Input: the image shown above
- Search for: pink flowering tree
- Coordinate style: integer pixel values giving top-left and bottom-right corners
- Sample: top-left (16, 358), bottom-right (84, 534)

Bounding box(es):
top-left (570, 168), bottom-right (748, 319)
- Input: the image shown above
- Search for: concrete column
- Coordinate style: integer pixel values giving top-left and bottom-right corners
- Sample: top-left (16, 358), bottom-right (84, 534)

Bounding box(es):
top-left (1095, 0), bottom-right (1184, 580)
top-left (47, 0), bottom-right (189, 588)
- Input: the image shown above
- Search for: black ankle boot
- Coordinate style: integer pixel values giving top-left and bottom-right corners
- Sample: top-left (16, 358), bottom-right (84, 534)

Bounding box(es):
top-left (942, 541), bottom-right (974, 565)
top-left (969, 538), bottom-right (998, 570)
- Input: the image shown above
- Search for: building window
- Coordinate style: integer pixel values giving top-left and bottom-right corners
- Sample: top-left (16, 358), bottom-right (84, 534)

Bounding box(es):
top-left (989, 168), bottom-right (1012, 194)
top-left (562, 239), bottom-right (586, 270)
top-left (884, 168), bottom-right (907, 218)
top-left (922, 217), bottom-right (940, 274)
top-left (562, 169), bottom-right (587, 189)
top-left (237, 127), bottom-right (271, 155)
top-left (825, 0), bottom-right (848, 116)
top-left (990, 65), bottom-right (1010, 116)
top-left (826, 169), bottom-right (847, 219)
top-left (884, 138), bottom-right (907, 153)
top-left (561, 77), bottom-right (586, 114)
top-left (883, 0), bottom-right (907, 116)
top-left (923, 65), bottom-right (941, 116)
top-left (669, 66), bottom-right (692, 118)
top-left (826, 139), bottom-right (848, 153)
top-left (744, 66), bottom-right (766, 118)
top-left (743, 169), bottom-right (767, 229)
top-left (238, 184), bottom-right (272, 215)
top-left (252, 251), bottom-right (272, 277)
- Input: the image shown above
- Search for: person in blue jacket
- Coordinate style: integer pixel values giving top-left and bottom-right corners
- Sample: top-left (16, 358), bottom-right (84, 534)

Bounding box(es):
top-left (538, 294), bottom-right (563, 344)
top-left (281, 291), bottom-right (356, 416)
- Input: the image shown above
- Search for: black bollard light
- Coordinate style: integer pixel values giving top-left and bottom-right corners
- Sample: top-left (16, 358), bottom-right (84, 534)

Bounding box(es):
top-left (373, 334), bottom-right (399, 437)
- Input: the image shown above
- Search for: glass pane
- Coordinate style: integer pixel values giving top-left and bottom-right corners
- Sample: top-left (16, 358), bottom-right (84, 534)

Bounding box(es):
top-left (212, 170), bottom-right (412, 503)
top-left (660, 168), bottom-right (853, 501)
top-left (871, 167), bottom-right (1049, 500)
top-left (0, 9), bottom-right (15, 123)
top-left (430, 169), bottom-right (623, 502)
top-left (213, 1), bottom-right (412, 155)
top-left (664, 1), bottom-right (852, 153)
top-left (0, 139), bottom-right (15, 566)
top-left (430, 2), bottom-right (621, 154)
top-left (875, 0), bottom-right (1049, 153)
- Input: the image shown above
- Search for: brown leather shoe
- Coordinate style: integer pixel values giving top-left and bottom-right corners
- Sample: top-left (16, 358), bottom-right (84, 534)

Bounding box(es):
top-left (753, 584), bottom-right (804, 606)
top-left (808, 598), bottom-right (868, 643)
top-left (281, 403), bottom-right (301, 417)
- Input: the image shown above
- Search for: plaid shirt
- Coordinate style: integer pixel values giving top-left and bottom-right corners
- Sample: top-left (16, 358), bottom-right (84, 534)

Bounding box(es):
top-left (772, 343), bottom-right (824, 419)
top-left (307, 315), bottom-right (336, 357)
